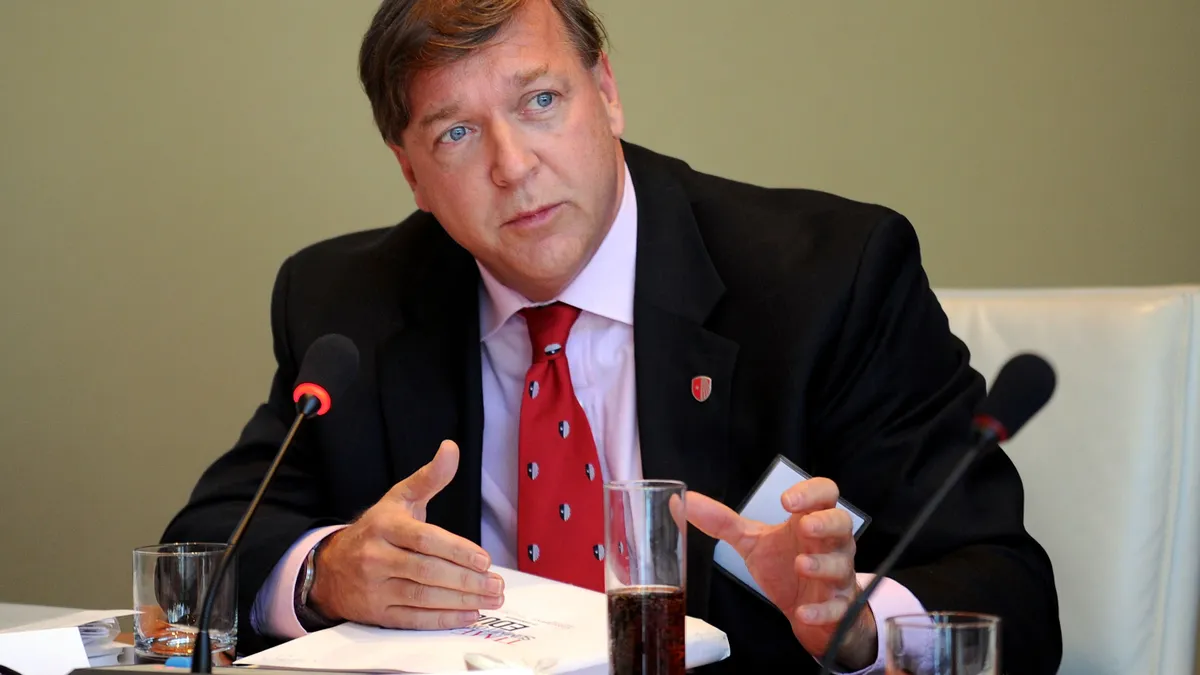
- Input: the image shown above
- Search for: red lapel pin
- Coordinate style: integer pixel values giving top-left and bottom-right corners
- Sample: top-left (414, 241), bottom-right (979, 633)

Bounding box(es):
top-left (691, 375), bottom-right (712, 403)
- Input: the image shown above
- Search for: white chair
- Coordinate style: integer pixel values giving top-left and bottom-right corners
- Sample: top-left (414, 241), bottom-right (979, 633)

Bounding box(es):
top-left (935, 286), bottom-right (1200, 675)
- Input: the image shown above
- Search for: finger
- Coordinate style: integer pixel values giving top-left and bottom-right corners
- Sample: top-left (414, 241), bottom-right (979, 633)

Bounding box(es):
top-left (388, 440), bottom-right (460, 504)
top-left (796, 595), bottom-right (851, 626)
top-left (684, 490), bottom-right (753, 556)
top-left (385, 518), bottom-right (493, 574)
top-left (385, 578), bottom-right (505, 610)
top-left (782, 477), bottom-right (839, 514)
top-left (797, 508), bottom-right (854, 540)
top-left (667, 493), bottom-right (687, 534)
top-left (795, 552), bottom-right (856, 586)
top-left (378, 606), bottom-right (481, 631)
top-left (397, 548), bottom-right (505, 597)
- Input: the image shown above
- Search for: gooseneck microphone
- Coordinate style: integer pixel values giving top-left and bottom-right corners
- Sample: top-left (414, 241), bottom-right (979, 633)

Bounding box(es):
top-left (191, 334), bottom-right (360, 674)
top-left (817, 353), bottom-right (1057, 675)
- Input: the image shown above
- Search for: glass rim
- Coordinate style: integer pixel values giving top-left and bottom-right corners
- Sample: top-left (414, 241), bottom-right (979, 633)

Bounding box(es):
top-left (603, 479), bottom-right (687, 492)
top-left (133, 542), bottom-right (229, 556)
top-left (886, 611), bottom-right (1001, 630)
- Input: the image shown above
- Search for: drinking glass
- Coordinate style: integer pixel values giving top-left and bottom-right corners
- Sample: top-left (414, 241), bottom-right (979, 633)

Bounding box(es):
top-left (886, 612), bottom-right (999, 675)
top-left (604, 479), bottom-right (687, 675)
top-left (132, 542), bottom-right (236, 662)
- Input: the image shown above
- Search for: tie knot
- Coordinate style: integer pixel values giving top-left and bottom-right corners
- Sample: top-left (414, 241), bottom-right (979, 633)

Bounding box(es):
top-left (520, 302), bottom-right (581, 362)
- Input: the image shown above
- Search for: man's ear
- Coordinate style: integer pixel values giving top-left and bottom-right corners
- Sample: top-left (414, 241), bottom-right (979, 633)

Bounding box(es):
top-left (592, 52), bottom-right (624, 138)
top-left (388, 142), bottom-right (430, 212)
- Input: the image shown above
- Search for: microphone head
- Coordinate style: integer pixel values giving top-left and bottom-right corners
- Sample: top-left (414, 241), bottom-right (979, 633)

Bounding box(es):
top-left (292, 333), bottom-right (360, 416)
top-left (973, 352), bottom-right (1056, 441)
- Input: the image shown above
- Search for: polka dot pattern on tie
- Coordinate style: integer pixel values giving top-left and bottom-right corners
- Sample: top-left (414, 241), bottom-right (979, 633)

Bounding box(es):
top-left (515, 302), bottom-right (606, 592)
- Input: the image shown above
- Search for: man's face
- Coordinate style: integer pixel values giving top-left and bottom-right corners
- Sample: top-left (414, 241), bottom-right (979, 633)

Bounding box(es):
top-left (392, 0), bottom-right (625, 302)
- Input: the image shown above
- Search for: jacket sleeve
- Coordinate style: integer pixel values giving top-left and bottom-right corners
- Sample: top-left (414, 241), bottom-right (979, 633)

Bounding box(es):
top-left (159, 255), bottom-right (344, 655)
top-left (808, 214), bottom-right (1063, 675)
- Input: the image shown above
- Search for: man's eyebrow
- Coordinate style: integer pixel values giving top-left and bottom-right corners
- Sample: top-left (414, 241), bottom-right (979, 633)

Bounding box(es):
top-left (512, 64), bottom-right (550, 89)
top-left (418, 103), bottom-right (461, 132)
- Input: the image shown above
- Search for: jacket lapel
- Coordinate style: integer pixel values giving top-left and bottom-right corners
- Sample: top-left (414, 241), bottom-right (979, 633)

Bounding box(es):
top-left (377, 226), bottom-right (485, 544)
top-left (626, 144), bottom-right (739, 620)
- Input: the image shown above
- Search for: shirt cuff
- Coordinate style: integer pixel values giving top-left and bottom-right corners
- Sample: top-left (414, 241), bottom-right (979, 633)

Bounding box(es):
top-left (249, 525), bottom-right (347, 640)
top-left (817, 572), bottom-right (929, 674)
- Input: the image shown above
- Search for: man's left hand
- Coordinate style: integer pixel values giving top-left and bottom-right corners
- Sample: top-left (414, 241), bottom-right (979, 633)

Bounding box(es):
top-left (685, 477), bottom-right (877, 669)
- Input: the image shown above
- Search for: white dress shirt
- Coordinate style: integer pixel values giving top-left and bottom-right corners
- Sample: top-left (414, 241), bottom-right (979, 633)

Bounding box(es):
top-left (251, 161), bottom-right (925, 674)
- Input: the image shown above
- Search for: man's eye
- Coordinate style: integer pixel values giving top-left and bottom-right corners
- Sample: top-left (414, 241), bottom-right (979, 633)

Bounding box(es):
top-left (529, 92), bottom-right (555, 109)
top-left (440, 126), bottom-right (469, 143)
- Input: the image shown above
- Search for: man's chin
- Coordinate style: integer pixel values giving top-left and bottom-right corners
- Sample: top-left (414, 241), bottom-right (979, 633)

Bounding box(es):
top-left (500, 260), bottom-right (585, 303)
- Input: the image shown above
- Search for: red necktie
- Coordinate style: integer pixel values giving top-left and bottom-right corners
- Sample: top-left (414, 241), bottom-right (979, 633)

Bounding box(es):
top-left (516, 302), bottom-right (605, 591)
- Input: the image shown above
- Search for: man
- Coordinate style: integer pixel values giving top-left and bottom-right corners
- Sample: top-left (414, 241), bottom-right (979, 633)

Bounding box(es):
top-left (162, 0), bottom-right (1063, 672)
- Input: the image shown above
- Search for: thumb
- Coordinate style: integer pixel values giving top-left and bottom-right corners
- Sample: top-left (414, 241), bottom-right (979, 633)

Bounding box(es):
top-left (685, 490), bottom-right (754, 557)
top-left (390, 440), bottom-right (460, 504)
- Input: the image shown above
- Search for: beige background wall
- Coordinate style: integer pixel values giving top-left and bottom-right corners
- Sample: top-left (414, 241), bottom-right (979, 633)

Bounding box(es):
top-left (0, 0), bottom-right (1196, 660)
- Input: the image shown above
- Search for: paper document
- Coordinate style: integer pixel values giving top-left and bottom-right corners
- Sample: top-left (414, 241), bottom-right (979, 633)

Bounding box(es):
top-left (0, 627), bottom-right (90, 675)
top-left (236, 567), bottom-right (730, 674)
top-left (0, 607), bottom-right (132, 667)
top-left (0, 609), bottom-right (131, 634)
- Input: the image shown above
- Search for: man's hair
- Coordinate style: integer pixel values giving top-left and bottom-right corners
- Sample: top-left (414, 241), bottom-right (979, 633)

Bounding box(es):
top-left (358, 0), bottom-right (609, 146)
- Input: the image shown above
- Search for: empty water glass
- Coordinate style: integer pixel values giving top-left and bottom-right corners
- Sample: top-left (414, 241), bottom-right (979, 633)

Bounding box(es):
top-left (132, 542), bottom-right (236, 662)
top-left (886, 612), bottom-right (999, 675)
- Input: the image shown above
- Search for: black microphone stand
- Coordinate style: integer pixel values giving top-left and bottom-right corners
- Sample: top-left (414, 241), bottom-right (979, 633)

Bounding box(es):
top-left (817, 430), bottom-right (998, 674)
top-left (191, 394), bottom-right (321, 673)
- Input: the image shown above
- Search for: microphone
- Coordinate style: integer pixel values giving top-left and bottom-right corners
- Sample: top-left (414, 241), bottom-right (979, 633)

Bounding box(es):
top-left (817, 352), bottom-right (1056, 674)
top-left (191, 334), bottom-right (360, 674)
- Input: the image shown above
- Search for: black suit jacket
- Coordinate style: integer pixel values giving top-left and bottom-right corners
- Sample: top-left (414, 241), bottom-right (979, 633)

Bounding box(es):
top-left (163, 142), bottom-right (1062, 673)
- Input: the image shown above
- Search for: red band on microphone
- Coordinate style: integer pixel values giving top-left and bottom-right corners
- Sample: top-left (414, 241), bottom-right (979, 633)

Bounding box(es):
top-left (973, 414), bottom-right (1009, 442)
top-left (294, 383), bottom-right (332, 416)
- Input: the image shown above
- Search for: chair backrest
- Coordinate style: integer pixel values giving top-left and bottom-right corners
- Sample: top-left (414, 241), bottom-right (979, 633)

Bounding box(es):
top-left (934, 286), bottom-right (1200, 675)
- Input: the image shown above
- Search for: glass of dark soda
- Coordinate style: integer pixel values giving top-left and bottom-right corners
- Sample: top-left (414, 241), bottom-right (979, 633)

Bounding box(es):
top-left (603, 479), bottom-right (687, 675)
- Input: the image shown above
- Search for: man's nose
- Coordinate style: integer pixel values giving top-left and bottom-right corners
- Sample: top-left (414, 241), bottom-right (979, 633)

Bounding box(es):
top-left (489, 122), bottom-right (538, 188)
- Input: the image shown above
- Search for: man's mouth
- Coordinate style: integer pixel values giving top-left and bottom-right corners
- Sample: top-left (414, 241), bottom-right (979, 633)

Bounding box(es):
top-left (502, 203), bottom-right (563, 228)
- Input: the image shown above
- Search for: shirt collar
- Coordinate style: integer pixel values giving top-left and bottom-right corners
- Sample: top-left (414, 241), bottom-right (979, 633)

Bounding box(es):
top-left (478, 161), bottom-right (637, 341)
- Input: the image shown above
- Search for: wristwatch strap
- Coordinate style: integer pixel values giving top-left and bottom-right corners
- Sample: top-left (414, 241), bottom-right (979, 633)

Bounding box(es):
top-left (294, 537), bottom-right (339, 631)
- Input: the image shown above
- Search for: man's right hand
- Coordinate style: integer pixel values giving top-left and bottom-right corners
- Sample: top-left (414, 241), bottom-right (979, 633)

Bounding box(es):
top-left (308, 440), bottom-right (504, 630)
